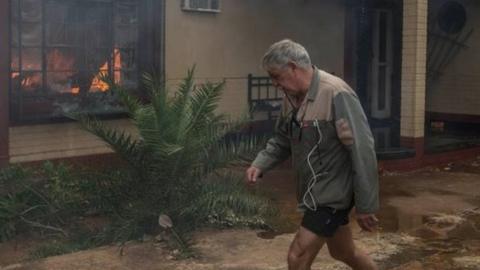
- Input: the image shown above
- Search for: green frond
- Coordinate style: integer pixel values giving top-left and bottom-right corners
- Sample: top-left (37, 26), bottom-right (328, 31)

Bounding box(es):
top-left (171, 67), bottom-right (197, 143)
top-left (116, 87), bottom-right (141, 116)
top-left (97, 73), bottom-right (141, 116)
top-left (172, 66), bottom-right (196, 115)
top-left (178, 172), bottom-right (273, 227)
top-left (75, 115), bottom-right (146, 170)
top-left (98, 73), bottom-right (115, 88)
top-left (141, 72), bottom-right (164, 97)
top-left (200, 133), bottom-right (265, 175)
top-left (183, 81), bottom-right (225, 136)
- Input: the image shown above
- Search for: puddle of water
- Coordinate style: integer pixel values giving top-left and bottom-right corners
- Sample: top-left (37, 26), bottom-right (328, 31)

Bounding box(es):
top-left (379, 246), bottom-right (437, 269)
top-left (377, 205), bottom-right (425, 234)
top-left (447, 213), bottom-right (480, 239)
top-left (380, 208), bottom-right (480, 269)
top-left (254, 167), bottom-right (480, 269)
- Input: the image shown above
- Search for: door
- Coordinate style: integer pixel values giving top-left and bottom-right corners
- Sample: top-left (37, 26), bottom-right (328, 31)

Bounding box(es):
top-left (371, 9), bottom-right (393, 119)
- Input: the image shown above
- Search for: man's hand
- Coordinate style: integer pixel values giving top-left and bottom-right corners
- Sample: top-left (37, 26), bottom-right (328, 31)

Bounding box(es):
top-left (245, 166), bottom-right (262, 185)
top-left (356, 213), bottom-right (378, 232)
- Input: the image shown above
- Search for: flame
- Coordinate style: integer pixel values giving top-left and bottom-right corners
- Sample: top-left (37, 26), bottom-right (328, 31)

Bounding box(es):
top-left (90, 62), bottom-right (109, 92)
top-left (22, 77), bottom-right (32, 86)
top-left (114, 49), bottom-right (122, 83)
top-left (49, 49), bottom-right (75, 71)
top-left (10, 72), bottom-right (42, 91)
top-left (90, 49), bottom-right (122, 92)
top-left (12, 48), bottom-right (123, 94)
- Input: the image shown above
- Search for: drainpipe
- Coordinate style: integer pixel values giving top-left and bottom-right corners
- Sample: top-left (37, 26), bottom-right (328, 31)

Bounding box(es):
top-left (0, 0), bottom-right (10, 168)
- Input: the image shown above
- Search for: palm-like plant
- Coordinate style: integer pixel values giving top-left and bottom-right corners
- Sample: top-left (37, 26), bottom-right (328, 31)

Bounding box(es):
top-left (74, 67), bottom-right (271, 241)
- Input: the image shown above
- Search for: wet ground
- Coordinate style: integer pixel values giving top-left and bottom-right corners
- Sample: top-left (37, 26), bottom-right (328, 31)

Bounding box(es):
top-left (1, 158), bottom-right (480, 269)
top-left (258, 160), bottom-right (480, 270)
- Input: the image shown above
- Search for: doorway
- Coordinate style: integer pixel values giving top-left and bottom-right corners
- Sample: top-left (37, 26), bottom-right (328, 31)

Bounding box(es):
top-left (370, 9), bottom-right (393, 120)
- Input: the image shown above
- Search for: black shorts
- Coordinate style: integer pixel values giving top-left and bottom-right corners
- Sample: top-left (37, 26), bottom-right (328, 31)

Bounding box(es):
top-left (301, 206), bottom-right (351, 237)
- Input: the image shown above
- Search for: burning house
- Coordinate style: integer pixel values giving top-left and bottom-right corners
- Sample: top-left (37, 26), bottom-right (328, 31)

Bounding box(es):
top-left (0, 0), bottom-right (479, 169)
top-left (1, 0), bottom-right (163, 164)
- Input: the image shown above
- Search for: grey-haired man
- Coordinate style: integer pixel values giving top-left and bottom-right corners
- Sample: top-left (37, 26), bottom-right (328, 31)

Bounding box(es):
top-left (246, 39), bottom-right (379, 270)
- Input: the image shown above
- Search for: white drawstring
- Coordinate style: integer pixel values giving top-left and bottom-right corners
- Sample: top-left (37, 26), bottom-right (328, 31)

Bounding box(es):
top-left (302, 119), bottom-right (328, 211)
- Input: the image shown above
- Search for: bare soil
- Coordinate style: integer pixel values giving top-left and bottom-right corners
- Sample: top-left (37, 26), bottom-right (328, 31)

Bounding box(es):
top-left (2, 157), bottom-right (480, 270)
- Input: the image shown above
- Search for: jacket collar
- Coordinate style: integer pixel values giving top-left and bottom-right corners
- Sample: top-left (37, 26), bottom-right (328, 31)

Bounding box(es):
top-left (306, 66), bottom-right (320, 101)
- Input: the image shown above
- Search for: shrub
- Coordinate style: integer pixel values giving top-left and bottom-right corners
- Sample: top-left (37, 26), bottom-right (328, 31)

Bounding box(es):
top-left (0, 165), bottom-right (67, 241)
top-left (73, 68), bottom-right (272, 243)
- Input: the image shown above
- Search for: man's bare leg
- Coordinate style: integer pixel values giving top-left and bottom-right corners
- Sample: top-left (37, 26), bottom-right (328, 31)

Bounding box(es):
top-left (326, 225), bottom-right (378, 270)
top-left (287, 226), bottom-right (325, 270)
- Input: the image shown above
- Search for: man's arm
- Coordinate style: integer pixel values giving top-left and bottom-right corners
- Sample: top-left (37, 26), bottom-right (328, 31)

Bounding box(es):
top-left (333, 90), bottom-right (379, 230)
top-left (248, 115), bottom-right (292, 180)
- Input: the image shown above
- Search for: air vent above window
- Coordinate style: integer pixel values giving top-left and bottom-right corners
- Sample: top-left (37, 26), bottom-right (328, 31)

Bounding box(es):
top-left (182, 0), bottom-right (220, 13)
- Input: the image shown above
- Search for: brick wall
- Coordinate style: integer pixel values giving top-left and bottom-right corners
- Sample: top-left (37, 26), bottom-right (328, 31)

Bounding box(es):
top-left (9, 119), bottom-right (135, 163)
top-left (400, 0), bottom-right (428, 139)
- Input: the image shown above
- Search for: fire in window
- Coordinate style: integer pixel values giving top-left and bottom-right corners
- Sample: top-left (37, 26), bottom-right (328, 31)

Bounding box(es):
top-left (10, 0), bottom-right (139, 122)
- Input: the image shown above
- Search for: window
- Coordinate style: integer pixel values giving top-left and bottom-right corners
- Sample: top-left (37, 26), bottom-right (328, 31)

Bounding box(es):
top-left (182, 0), bottom-right (220, 13)
top-left (10, 0), bottom-right (139, 123)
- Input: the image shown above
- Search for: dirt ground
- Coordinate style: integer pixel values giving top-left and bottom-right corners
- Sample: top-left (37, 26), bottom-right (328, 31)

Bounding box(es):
top-left (1, 157), bottom-right (480, 270)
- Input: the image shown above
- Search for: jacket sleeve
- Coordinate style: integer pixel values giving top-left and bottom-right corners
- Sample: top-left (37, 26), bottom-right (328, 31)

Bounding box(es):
top-left (333, 91), bottom-right (379, 214)
top-left (251, 114), bottom-right (291, 173)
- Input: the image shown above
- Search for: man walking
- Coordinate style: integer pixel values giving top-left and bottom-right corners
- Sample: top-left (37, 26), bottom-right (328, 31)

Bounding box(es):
top-left (246, 39), bottom-right (379, 270)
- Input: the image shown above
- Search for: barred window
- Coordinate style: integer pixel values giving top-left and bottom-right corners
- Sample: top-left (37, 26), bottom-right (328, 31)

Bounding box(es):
top-left (10, 0), bottom-right (139, 123)
top-left (182, 0), bottom-right (220, 12)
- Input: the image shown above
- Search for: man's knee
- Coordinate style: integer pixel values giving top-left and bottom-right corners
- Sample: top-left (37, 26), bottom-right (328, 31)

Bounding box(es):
top-left (287, 227), bottom-right (325, 268)
top-left (287, 250), bottom-right (300, 266)
top-left (288, 245), bottom-right (305, 263)
top-left (288, 239), bottom-right (310, 266)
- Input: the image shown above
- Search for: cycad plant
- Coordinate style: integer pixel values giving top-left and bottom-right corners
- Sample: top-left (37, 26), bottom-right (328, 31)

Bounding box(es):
top-left (74, 68), bottom-right (272, 242)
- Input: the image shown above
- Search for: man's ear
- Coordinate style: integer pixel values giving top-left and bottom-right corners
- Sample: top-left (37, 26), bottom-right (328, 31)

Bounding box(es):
top-left (287, 62), bottom-right (299, 79)
top-left (287, 61), bottom-right (297, 71)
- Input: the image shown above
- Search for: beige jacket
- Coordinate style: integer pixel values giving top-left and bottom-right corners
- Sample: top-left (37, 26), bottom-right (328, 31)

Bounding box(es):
top-left (252, 68), bottom-right (379, 213)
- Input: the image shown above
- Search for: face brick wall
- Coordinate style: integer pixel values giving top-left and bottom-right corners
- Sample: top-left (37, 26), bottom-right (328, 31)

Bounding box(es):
top-left (401, 0), bottom-right (428, 138)
top-left (9, 119), bottom-right (136, 163)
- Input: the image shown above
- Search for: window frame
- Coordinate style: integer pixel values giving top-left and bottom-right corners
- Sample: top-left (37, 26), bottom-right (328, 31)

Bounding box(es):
top-left (181, 0), bottom-right (220, 13)
top-left (9, 0), bottom-right (140, 124)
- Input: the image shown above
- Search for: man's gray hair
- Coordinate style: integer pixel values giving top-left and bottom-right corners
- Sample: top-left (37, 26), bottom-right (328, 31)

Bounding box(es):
top-left (262, 39), bottom-right (311, 70)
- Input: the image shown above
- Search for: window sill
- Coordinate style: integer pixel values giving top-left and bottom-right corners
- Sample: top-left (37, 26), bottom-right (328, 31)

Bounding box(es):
top-left (181, 8), bottom-right (220, 14)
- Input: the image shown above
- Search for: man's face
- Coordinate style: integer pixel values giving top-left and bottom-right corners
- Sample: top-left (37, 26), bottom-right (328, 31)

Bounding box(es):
top-left (267, 65), bottom-right (302, 96)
